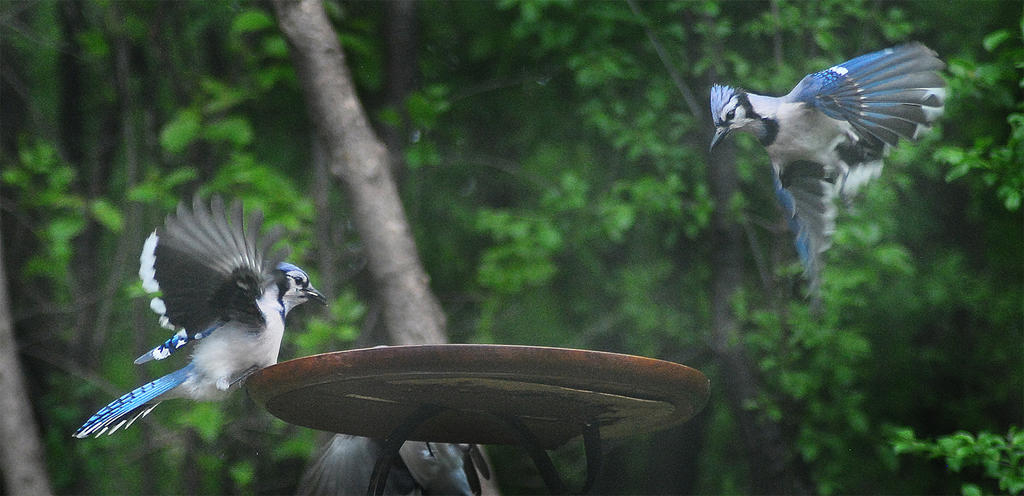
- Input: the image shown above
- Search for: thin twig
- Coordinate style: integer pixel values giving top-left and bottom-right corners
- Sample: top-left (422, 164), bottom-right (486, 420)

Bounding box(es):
top-left (624, 0), bottom-right (703, 120)
top-left (741, 218), bottom-right (773, 293)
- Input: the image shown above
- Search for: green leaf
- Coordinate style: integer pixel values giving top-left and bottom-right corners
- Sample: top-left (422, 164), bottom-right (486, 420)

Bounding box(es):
top-left (202, 117), bottom-right (254, 147)
top-left (475, 209), bottom-right (563, 292)
top-left (160, 109), bottom-right (202, 153)
top-left (377, 106), bottom-right (402, 128)
top-left (598, 200), bottom-right (635, 242)
top-left (292, 291), bottom-right (364, 355)
top-left (201, 77), bottom-right (249, 114)
top-left (276, 429), bottom-right (317, 459)
top-left (960, 483), bottom-right (982, 496)
top-left (983, 29), bottom-right (1011, 52)
top-left (48, 216), bottom-right (86, 245)
top-left (231, 9), bottom-right (274, 35)
top-left (228, 461), bottom-right (255, 488)
top-left (76, 29), bottom-right (109, 59)
top-left (406, 89), bottom-right (450, 129)
top-left (89, 199), bottom-right (124, 233)
top-left (1, 168), bottom-right (29, 187)
top-left (261, 35), bottom-right (289, 59)
top-left (128, 167), bottom-right (198, 204)
top-left (405, 140), bottom-right (442, 169)
top-left (175, 403), bottom-right (224, 443)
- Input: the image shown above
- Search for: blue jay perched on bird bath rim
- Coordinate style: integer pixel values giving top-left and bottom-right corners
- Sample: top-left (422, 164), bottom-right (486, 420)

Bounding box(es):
top-left (709, 42), bottom-right (945, 294)
top-left (74, 196), bottom-right (326, 438)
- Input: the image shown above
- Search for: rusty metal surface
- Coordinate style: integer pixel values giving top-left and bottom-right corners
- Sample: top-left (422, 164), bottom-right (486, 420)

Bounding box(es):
top-left (246, 344), bottom-right (709, 448)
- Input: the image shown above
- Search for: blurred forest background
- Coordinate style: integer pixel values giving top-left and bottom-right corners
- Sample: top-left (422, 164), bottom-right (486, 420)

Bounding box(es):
top-left (1, 0), bottom-right (1022, 494)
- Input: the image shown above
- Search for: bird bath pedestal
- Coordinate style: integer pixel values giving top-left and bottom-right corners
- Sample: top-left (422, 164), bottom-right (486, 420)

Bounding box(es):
top-left (246, 344), bottom-right (709, 495)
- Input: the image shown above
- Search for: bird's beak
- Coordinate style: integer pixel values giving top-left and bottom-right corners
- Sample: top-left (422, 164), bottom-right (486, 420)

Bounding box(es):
top-left (709, 126), bottom-right (730, 152)
top-left (303, 287), bottom-right (328, 306)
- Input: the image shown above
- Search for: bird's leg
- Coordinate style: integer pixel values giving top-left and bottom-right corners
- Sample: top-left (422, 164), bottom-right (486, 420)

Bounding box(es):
top-left (226, 365), bottom-right (262, 389)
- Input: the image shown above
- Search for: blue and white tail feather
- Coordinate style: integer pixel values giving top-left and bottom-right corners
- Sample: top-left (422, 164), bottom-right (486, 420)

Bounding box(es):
top-left (74, 364), bottom-right (194, 438)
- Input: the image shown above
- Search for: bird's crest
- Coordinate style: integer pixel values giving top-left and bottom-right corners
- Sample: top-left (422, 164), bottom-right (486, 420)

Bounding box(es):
top-left (710, 84), bottom-right (739, 126)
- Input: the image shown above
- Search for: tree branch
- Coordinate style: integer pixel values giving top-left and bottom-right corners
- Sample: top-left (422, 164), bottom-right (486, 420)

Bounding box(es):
top-left (705, 35), bottom-right (813, 494)
top-left (0, 211), bottom-right (54, 496)
top-left (272, 0), bottom-right (446, 345)
top-left (624, 0), bottom-right (703, 120)
top-left (272, 3), bottom-right (500, 493)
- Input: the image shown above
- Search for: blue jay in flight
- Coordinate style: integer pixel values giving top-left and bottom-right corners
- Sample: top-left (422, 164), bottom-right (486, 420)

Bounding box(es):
top-left (74, 196), bottom-right (325, 438)
top-left (709, 43), bottom-right (945, 292)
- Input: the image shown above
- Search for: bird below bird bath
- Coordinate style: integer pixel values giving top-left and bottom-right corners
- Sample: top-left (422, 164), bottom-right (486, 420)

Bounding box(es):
top-left (246, 344), bottom-right (709, 494)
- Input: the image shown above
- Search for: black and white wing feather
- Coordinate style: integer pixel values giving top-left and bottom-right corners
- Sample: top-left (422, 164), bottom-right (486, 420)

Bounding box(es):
top-left (135, 196), bottom-right (287, 364)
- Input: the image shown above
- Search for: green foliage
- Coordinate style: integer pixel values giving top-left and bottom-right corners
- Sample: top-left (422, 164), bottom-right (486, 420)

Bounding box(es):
top-left (404, 84), bottom-right (451, 168)
top-left (407, 2), bottom-right (1021, 491)
top-left (4, 0), bottom-right (1020, 494)
top-left (229, 459), bottom-right (256, 492)
top-left (3, 3), bottom-right (328, 494)
top-left (128, 167), bottom-right (199, 207)
top-left (175, 403), bottom-right (226, 443)
top-left (160, 108), bottom-right (203, 153)
top-left (1, 139), bottom-right (123, 286)
top-left (89, 199), bottom-right (124, 233)
top-left (891, 427), bottom-right (1024, 495)
top-left (475, 208), bottom-right (562, 292)
top-left (939, 26), bottom-right (1024, 211)
top-left (291, 290), bottom-right (364, 356)
top-left (231, 9), bottom-right (275, 35)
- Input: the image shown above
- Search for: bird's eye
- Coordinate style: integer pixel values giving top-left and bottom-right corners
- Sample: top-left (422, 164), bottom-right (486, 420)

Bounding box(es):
top-left (726, 109), bottom-right (735, 120)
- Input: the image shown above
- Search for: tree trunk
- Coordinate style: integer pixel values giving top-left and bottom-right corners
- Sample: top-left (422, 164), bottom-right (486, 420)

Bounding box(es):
top-left (272, 2), bottom-right (499, 493)
top-left (382, 0), bottom-right (418, 160)
top-left (311, 136), bottom-right (340, 300)
top-left (707, 142), bottom-right (812, 495)
top-left (59, 0), bottom-right (100, 367)
top-left (272, 0), bottom-right (446, 346)
top-left (0, 213), bottom-right (54, 496)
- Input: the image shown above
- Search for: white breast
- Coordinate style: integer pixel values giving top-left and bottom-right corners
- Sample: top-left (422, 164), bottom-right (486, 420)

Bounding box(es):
top-left (767, 102), bottom-right (853, 169)
top-left (177, 287), bottom-right (287, 401)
